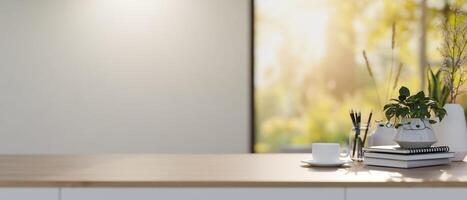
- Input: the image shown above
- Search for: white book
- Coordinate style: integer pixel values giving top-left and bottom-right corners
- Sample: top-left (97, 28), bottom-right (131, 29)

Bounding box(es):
top-left (363, 157), bottom-right (451, 168)
top-left (363, 145), bottom-right (450, 155)
top-left (364, 152), bottom-right (455, 161)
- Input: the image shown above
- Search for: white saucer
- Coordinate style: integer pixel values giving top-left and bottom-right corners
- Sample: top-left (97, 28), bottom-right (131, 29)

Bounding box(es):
top-left (301, 159), bottom-right (347, 167)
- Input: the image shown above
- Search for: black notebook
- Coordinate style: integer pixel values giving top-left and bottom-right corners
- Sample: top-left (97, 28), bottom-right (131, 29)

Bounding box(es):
top-left (363, 145), bottom-right (450, 155)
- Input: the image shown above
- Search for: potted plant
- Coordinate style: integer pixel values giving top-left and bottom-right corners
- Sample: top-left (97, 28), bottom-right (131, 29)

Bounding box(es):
top-left (429, 7), bottom-right (467, 161)
top-left (384, 86), bottom-right (446, 148)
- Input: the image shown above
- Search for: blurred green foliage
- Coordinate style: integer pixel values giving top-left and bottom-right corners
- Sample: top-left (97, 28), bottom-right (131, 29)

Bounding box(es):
top-left (254, 0), bottom-right (467, 153)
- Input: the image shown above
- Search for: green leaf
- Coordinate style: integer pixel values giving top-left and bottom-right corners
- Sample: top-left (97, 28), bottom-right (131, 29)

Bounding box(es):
top-left (399, 86), bottom-right (410, 97)
top-left (437, 108), bottom-right (447, 122)
top-left (383, 104), bottom-right (392, 110)
top-left (440, 86), bottom-right (450, 106)
top-left (427, 67), bottom-right (449, 107)
top-left (400, 107), bottom-right (409, 117)
top-left (427, 67), bottom-right (439, 99)
top-left (384, 86), bottom-right (446, 124)
top-left (415, 91), bottom-right (425, 98)
top-left (385, 107), bottom-right (397, 121)
top-left (398, 95), bottom-right (406, 101)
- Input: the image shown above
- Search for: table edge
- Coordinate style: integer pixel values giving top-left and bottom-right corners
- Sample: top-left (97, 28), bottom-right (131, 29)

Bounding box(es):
top-left (0, 181), bottom-right (466, 188)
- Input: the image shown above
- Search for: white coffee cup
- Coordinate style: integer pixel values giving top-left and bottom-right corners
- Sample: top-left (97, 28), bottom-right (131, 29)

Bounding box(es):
top-left (312, 143), bottom-right (341, 163)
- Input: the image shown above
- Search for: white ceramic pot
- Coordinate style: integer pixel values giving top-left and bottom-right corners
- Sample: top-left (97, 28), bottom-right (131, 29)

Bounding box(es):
top-left (394, 118), bottom-right (437, 149)
top-left (434, 104), bottom-right (467, 161)
top-left (368, 122), bottom-right (397, 146)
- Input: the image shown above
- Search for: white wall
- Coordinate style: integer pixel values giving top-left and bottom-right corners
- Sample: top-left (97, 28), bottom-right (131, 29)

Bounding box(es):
top-left (0, 0), bottom-right (250, 154)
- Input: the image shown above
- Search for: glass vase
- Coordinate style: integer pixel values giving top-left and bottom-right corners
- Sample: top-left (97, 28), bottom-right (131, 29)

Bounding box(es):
top-left (349, 126), bottom-right (368, 162)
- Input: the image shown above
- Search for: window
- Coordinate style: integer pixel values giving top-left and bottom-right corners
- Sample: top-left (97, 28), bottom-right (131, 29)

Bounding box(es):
top-left (253, 0), bottom-right (467, 153)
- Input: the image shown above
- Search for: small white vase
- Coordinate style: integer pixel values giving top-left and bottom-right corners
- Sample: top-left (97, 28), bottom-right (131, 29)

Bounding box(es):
top-left (434, 104), bottom-right (467, 161)
top-left (394, 118), bottom-right (437, 149)
top-left (368, 123), bottom-right (397, 146)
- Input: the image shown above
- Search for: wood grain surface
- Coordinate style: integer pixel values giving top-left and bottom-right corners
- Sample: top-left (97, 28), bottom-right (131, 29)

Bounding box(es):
top-left (0, 154), bottom-right (465, 187)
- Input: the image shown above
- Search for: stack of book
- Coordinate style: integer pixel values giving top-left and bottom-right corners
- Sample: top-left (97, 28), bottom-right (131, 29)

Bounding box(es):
top-left (363, 145), bottom-right (454, 168)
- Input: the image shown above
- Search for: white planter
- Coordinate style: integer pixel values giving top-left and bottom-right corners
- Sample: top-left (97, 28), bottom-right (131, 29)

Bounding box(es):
top-left (368, 123), bottom-right (397, 146)
top-left (394, 118), bottom-right (437, 149)
top-left (434, 104), bottom-right (467, 161)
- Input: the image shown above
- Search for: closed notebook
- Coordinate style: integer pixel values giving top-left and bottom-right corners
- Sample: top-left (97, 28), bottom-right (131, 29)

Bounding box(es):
top-left (363, 145), bottom-right (450, 154)
top-left (363, 157), bottom-right (451, 168)
top-left (364, 152), bottom-right (454, 161)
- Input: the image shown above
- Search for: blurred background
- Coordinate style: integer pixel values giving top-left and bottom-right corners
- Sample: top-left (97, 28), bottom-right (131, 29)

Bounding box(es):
top-left (254, 0), bottom-right (467, 153)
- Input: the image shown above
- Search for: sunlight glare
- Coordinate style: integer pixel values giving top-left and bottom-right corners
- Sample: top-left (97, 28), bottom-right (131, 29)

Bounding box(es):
top-left (255, 0), bottom-right (330, 87)
top-left (288, 10), bottom-right (329, 61)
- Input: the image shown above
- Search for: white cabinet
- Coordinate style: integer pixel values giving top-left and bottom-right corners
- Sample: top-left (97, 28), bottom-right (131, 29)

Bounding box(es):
top-left (0, 188), bottom-right (58, 200)
top-left (3, 187), bottom-right (467, 200)
top-left (62, 188), bottom-right (345, 200)
top-left (347, 188), bottom-right (467, 200)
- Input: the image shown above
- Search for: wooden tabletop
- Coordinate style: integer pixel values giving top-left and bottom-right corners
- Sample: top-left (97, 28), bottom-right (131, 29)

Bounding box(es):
top-left (0, 154), bottom-right (466, 187)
